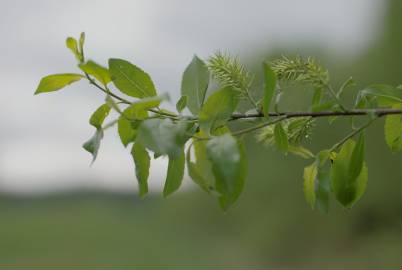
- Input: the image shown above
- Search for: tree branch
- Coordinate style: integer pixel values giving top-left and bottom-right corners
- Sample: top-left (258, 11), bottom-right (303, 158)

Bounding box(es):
top-left (230, 108), bottom-right (402, 120)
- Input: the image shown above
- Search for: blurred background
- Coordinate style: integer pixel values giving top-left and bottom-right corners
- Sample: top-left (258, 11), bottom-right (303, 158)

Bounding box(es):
top-left (1, 0), bottom-right (402, 269)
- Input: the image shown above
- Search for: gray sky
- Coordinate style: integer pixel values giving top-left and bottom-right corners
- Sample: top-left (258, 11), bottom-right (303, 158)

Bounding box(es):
top-left (0, 0), bottom-right (383, 193)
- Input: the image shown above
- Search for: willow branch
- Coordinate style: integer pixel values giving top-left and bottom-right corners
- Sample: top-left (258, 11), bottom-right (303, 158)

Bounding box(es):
top-left (230, 108), bottom-right (402, 120)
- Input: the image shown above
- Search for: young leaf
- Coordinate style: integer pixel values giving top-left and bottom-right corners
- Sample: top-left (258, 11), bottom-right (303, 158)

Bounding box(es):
top-left (262, 63), bottom-right (277, 117)
top-left (66, 37), bottom-right (81, 61)
top-left (206, 134), bottom-right (247, 210)
top-left (384, 103), bottom-right (402, 151)
top-left (163, 147), bottom-right (185, 197)
top-left (89, 103), bottom-right (111, 130)
top-left (83, 129), bottom-right (103, 163)
top-left (131, 142), bottom-right (150, 197)
top-left (331, 139), bottom-right (368, 208)
top-left (137, 118), bottom-right (190, 158)
top-left (274, 123), bottom-right (289, 152)
top-left (181, 55), bottom-right (210, 115)
top-left (79, 60), bottom-right (111, 85)
top-left (35, 74), bottom-right (83, 94)
top-left (199, 86), bottom-right (238, 134)
top-left (109, 58), bottom-right (157, 98)
top-left (176, 95), bottom-right (188, 113)
top-left (303, 162), bottom-right (318, 209)
top-left (79, 32), bottom-right (85, 56)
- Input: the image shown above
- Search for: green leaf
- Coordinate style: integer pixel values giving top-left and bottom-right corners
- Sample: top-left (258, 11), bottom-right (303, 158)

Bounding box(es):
top-left (89, 103), bottom-right (111, 129)
top-left (331, 139), bottom-right (368, 208)
top-left (79, 60), bottom-right (111, 85)
top-left (117, 95), bottom-right (167, 147)
top-left (348, 132), bottom-right (365, 181)
top-left (262, 63), bottom-right (277, 117)
top-left (315, 168), bottom-right (331, 213)
top-left (181, 55), bottom-right (210, 115)
top-left (109, 58), bottom-right (157, 98)
top-left (274, 123), bottom-right (289, 152)
top-left (288, 145), bottom-right (314, 159)
top-left (83, 129), bottom-right (103, 163)
top-left (35, 74), bottom-right (83, 94)
top-left (176, 95), bottom-right (188, 113)
top-left (303, 162), bottom-right (318, 209)
top-left (163, 147), bottom-right (185, 197)
top-left (358, 84), bottom-right (402, 106)
top-left (206, 134), bottom-right (247, 210)
top-left (384, 103), bottom-right (402, 151)
top-left (137, 118), bottom-right (190, 158)
top-left (199, 86), bottom-right (238, 134)
top-left (337, 77), bottom-right (355, 98)
top-left (131, 142), bottom-right (150, 197)
top-left (311, 101), bottom-right (336, 112)
top-left (302, 150), bottom-right (331, 212)
top-left (311, 87), bottom-right (323, 109)
top-left (66, 37), bottom-right (81, 62)
top-left (79, 32), bottom-right (85, 56)
top-left (186, 143), bottom-right (212, 193)
top-left (118, 118), bottom-right (142, 148)
top-left (124, 95), bottom-right (167, 119)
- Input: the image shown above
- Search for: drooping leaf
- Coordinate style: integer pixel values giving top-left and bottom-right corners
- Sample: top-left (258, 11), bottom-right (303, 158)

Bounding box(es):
top-left (176, 95), bottom-right (188, 113)
top-left (163, 147), bottom-right (185, 197)
top-left (186, 144), bottom-right (212, 193)
top-left (89, 103), bottom-right (111, 129)
top-left (262, 62), bottom-right (277, 117)
top-left (35, 74), bottom-right (83, 94)
top-left (348, 132), bottom-right (366, 181)
top-left (79, 60), bottom-right (111, 85)
top-left (206, 134), bottom-right (247, 210)
top-left (303, 162), bottom-right (318, 209)
top-left (315, 168), bottom-right (331, 213)
top-left (302, 150), bottom-right (331, 212)
top-left (83, 129), bottom-right (103, 163)
top-left (137, 118), bottom-right (190, 158)
top-left (331, 139), bottom-right (368, 208)
top-left (109, 58), bottom-right (157, 98)
top-left (131, 142), bottom-right (150, 197)
top-left (384, 103), bottom-right (402, 151)
top-left (188, 132), bottom-right (217, 192)
top-left (274, 122), bottom-right (289, 152)
top-left (181, 55), bottom-right (210, 115)
top-left (199, 86), bottom-right (238, 134)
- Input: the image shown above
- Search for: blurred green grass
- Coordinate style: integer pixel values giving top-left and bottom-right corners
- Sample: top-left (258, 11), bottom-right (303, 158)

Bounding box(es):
top-left (1, 0), bottom-right (402, 269)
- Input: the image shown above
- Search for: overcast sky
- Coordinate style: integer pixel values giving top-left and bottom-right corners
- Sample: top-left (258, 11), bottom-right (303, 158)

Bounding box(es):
top-left (0, 0), bottom-right (384, 194)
